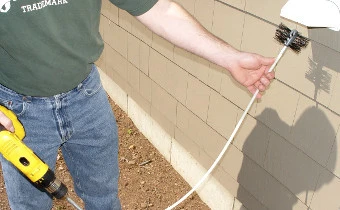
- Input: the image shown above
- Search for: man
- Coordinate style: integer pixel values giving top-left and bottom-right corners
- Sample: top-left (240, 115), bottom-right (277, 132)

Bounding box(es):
top-left (0, 0), bottom-right (274, 209)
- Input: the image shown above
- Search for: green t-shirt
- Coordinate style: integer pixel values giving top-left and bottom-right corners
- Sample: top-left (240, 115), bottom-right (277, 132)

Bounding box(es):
top-left (0, 0), bottom-right (157, 96)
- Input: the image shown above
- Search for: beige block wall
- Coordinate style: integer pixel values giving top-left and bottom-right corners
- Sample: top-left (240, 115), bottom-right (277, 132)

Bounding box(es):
top-left (99, 0), bottom-right (340, 209)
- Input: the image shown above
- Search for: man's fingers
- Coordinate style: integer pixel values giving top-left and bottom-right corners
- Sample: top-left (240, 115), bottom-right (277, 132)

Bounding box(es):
top-left (266, 72), bottom-right (275, 80)
top-left (260, 77), bottom-right (270, 87)
top-left (248, 85), bottom-right (262, 98)
top-left (261, 56), bottom-right (275, 66)
top-left (0, 111), bottom-right (14, 132)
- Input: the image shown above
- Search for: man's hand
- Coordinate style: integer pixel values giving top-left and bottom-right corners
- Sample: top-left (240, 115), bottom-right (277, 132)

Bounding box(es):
top-left (0, 111), bottom-right (15, 132)
top-left (227, 51), bottom-right (275, 98)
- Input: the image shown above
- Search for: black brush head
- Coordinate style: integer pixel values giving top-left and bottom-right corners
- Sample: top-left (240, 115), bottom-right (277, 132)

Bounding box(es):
top-left (274, 23), bottom-right (309, 53)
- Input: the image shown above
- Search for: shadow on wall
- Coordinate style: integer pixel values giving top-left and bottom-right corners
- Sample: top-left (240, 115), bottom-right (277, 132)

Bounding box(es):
top-left (306, 29), bottom-right (340, 106)
top-left (236, 107), bottom-right (336, 210)
top-left (305, 58), bottom-right (332, 102)
top-left (308, 28), bottom-right (340, 74)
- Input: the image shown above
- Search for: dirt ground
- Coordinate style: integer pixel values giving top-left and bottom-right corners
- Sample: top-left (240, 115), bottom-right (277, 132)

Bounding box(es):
top-left (0, 97), bottom-right (210, 210)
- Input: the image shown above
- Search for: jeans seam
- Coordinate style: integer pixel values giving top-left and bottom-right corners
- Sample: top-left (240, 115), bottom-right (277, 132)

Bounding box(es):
top-left (62, 144), bottom-right (82, 193)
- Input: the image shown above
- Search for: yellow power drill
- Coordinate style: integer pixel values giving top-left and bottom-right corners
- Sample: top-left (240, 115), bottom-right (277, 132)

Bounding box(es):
top-left (0, 105), bottom-right (82, 210)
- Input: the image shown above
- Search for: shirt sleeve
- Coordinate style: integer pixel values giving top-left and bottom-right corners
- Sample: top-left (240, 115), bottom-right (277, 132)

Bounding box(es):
top-left (109, 0), bottom-right (158, 16)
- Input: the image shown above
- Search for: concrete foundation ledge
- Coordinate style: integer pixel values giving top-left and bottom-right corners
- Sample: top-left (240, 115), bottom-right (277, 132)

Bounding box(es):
top-left (98, 68), bottom-right (241, 210)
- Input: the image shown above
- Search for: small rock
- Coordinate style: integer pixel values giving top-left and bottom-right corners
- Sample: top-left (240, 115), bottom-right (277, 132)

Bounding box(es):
top-left (140, 203), bottom-right (147, 208)
top-left (127, 160), bottom-right (136, 165)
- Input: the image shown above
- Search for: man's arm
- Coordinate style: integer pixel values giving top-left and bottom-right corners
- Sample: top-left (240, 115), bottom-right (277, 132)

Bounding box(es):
top-left (136, 0), bottom-right (274, 97)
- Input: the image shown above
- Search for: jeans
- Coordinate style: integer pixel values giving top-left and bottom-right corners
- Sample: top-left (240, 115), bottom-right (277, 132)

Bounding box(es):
top-left (0, 65), bottom-right (121, 210)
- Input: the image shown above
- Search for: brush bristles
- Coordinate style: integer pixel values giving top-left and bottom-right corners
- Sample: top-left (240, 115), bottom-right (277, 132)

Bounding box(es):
top-left (274, 23), bottom-right (309, 53)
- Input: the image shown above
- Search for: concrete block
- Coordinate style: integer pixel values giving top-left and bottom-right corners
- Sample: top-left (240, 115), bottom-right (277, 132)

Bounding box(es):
top-left (149, 49), bottom-right (167, 85)
top-left (114, 25), bottom-right (128, 58)
top-left (118, 9), bottom-right (132, 32)
top-left (129, 86), bottom-right (151, 115)
top-left (174, 127), bottom-right (200, 161)
top-left (310, 169), bottom-right (340, 210)
top-left (127, 62), bottom-right (139, 91)
top-left (235, 185), bottom-right (268, 210)
top-left (139, 41), bottom-right (150, 75)
top-left (127, 33), bottom-right (140, 68)
top-left (237, 155), bottom-right (308, 210)
top-left (150, 105), bottom-right (175, 138)
top-left (194, 0), bottom-right (214, 31)
top-left (173, 47), bottom-right (194, 73)
top-left (329, 72), bottom-right (340, 115)
top-left (103, 19), bottom-right (117, 50)
top-left (152, 34), bottom-right (174, 61)
top-left (264, 131), bottom-right (323, 205)
top-left (166, 61), bottom-right (188, 104)
top-left (220, 144), bottom-right (244, 180)
top-left (139, 72), bottom-right (152, 102)
top-left (275, 41), bottom-right (315, 100)
top-left (176, 103), bottom-right (225, 158)
top-left (131, 17), bottom-right (152, 45)
top-left (255, 80), bottom-right (299, 140)
top-left (105, 45), bottom-right (128, 80)
top-left (291, 95), bottom-right (339, 167)
top-left (233, 116), bottom-right (270, 167)
top-left (190, 54), bottom-right (210, 85)
top-left (207, 90), bottom-right (238, 138)
top-left (242, 15), bottom-right (279, 56)
top-left (99, 68), bottom-right (128, 113)
top-left (207, 63), bottom-right (223, 92)
top-left (212, 1), bottom-right (245, 49)
top-left (151, 82), bottom-right (177, 125)
top-left (214, 167), bottom-right (268, 210)
top-left (186, 75), bottom-right (211, 121)
top-left (176, 103), bottom-right (191, 133)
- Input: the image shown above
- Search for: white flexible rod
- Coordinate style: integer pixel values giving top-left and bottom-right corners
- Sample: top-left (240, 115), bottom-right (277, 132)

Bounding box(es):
top-left (165, 45), bottom-right (288, 210)
top-left (67, 197), bottom-right (83, 210)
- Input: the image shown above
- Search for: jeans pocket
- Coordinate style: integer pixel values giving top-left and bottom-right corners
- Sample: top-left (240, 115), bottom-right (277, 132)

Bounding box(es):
top-left (0, 98), bottom-right (28, 117)
top-left (0, 86), bottom-right (28, 117)
top-left (78, 66), bottom-right (103, 97)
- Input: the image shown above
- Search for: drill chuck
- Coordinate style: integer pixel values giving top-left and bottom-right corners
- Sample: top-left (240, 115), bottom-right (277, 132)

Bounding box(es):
top-left (36, 168), bottom-right (68, 199)
top-left (0, 105), bottom-right (82, 209)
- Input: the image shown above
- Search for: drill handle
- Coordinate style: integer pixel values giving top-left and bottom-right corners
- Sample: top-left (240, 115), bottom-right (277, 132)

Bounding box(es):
top-left (0, 105), bottom-right (25, 140)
